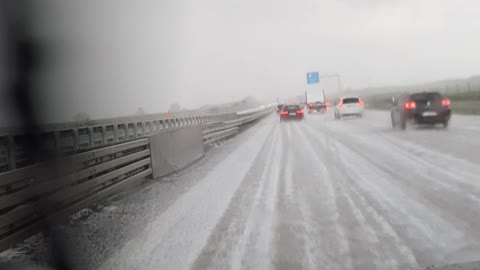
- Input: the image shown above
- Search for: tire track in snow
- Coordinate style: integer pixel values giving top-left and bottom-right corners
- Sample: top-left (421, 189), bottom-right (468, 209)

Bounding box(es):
top-left (304, 117), bottom-right (480, 266)
top-left (300, 120), bottom-right (419, 269)
top-left (232, 121), bottom-right (282, 270)
top-left (272, 122), bottom-right (313, 270)
top-left (283, 122), bottom-right (354, 270)
top-left (316, 119), bottom-right (480, 245)
top-left (192, 117), bottom-right (282, 270)
top-left (274, 123), bottom-right (320, 270)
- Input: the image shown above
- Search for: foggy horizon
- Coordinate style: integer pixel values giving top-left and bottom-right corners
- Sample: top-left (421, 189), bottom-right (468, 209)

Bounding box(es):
top-left (3, 0), bottom-right (480, 124)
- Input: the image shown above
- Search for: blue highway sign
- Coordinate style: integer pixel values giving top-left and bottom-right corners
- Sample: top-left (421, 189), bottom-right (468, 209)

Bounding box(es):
top-left (307, 72), bottom-right (319, 84)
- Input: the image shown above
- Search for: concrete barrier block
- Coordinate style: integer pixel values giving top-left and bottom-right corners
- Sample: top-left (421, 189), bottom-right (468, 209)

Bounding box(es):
top-left (149, 126), bottom-right (204, 179)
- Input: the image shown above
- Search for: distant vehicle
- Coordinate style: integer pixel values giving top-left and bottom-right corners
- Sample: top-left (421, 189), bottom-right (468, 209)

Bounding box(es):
top-left (276, 104), bottom-right (284, 113)
top-left (280, 104), bottom-right (304, 121)
top-left (306, 90), bottom-right (326, 113)
top-left (334, 97), bottom-right (365, 119)
top-left (391, 92), bottom-right (451, 130)
top-left (308, 101), bottom-right (327, 113)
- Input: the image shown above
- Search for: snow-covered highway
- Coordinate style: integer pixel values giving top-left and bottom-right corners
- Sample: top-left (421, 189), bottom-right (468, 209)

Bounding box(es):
top-left (48, 111), bottom-right (480, 270)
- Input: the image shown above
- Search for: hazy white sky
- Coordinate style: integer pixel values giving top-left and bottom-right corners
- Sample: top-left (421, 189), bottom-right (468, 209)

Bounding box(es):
top-left (24, 0), bottom-right (480, 122)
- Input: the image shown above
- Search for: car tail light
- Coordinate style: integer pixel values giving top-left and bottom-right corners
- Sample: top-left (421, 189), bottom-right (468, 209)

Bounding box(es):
top-left (359, 99), bottom-right (365, 106)
top-left (338, 100), bottom-right (344, 107)
top-left (281, 111), bottom-right (288, 115)
top-left (404, 101), bottom-right (416, 110)
top-left (442, 98), bottom-right (451, 107)
top-left (308, 103), bottom-right (314, 108)
top-left (297, 110), bottom-right (304, 115)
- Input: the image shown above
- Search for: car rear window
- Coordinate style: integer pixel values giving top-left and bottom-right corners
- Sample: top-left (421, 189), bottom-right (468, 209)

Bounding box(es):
top-left (284, 105), bottom-right (300, 110)
top-left (343, 98), bottom-right (359, 104)
top-left (411, 93), bottom-right (442, 102)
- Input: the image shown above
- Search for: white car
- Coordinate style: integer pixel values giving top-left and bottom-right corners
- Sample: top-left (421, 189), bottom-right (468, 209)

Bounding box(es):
top-left (334, 97), bottom-right (365, 119)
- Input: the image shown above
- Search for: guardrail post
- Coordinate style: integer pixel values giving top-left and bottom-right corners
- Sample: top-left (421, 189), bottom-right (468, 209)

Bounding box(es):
top-left (54, 131), bottom-right (60, 152)
top-left (73, 129), bottom-right (79, 152)
top-left (7, 135), bottom-right (16, 171)
top-left (159, 120), bottom-right (164, 131)
top-left (113, 125), bottom-right (119, 142)
top-left (101, 125), bottom-right (107, 145)
top-left (88, 127), bottom-right (94, 149)
top-left (134, 123), bottom-right (139, 139)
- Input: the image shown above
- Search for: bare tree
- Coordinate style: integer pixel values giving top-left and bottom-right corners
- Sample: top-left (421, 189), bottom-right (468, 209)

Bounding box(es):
top-left (73, 112), bottom-right (90, 122)
top-left (169, 103), bottom-right (182, 112)
top-left (136, 107), bottom-right (145, 115)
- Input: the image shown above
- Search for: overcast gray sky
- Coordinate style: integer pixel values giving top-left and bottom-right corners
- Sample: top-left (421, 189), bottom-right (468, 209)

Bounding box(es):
top-left (12, 0), bottom-right (480, 123)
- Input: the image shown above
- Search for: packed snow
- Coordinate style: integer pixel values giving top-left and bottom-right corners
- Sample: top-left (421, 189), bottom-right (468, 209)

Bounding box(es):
top-left (3, 111), bottom-right (480, 270)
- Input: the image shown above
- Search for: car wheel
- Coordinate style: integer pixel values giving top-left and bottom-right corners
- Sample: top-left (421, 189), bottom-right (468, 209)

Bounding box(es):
top-left (400, 119), bottom-right (406, 130)
top-left (443, 120), bottom-right (449, 128)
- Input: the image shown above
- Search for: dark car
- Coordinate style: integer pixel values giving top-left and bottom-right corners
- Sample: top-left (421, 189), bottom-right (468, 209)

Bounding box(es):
top-left (391, 92), bottom-right (451, 130)
top-left (308, 101), bottom-right (327, 113)
top-left (276, 104), bottom-right (284, 113)
top-left (280, 104), bottom-right (304, 121)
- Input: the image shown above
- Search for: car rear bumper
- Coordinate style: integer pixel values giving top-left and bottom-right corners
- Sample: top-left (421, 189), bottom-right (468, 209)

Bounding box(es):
top-left (337, 109), bottom-right (363, 116)
top-left (407, 110), bottom-right (451, 124)
top-left (280, 115), bottom-right (304, 120)
top-left (309, 107), bottom-right (327, 113)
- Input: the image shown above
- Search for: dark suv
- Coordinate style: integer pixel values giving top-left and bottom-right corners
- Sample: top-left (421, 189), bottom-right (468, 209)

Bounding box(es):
top-left (308, 101), bottom-right (327, 113)
top-left (391, 92), bottom-right (451, 130)
top-left (276, 104), bottom-right (284, 114)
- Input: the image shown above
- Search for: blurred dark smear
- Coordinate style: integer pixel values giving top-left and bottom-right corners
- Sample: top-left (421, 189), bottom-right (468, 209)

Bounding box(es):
top-left (1, 1), bottom-right (74, 269)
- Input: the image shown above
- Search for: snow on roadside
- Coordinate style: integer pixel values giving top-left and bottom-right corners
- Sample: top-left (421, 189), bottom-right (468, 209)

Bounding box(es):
top-left (99, 118), bottom-right (274, 270)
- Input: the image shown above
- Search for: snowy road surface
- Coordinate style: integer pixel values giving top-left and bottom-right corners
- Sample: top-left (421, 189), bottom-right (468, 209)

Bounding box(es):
top-left (97, 110), bottom-right (480, 270)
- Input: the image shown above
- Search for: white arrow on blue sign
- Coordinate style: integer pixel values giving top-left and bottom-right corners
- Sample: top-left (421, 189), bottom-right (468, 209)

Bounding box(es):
top-left (307, 72), bottom-right (319, 85)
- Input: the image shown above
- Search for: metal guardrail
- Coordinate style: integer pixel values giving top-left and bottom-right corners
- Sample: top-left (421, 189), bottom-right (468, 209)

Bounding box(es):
top-left (0, 111), bottom-right (240, 173)
top-left (0, 106), bottom-right (273, 252)
top-left (0, 139), bottom-right (152, 251)
top-left (201, 110), bottom-right (271, 144)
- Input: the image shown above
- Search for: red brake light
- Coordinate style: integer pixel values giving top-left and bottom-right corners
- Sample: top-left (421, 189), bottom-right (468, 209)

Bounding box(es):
top-left (281, 111), bottom-right (288, 115)
top-left (404, 101), bottom-right (416, 110)
top-left (338, 100), bottom-right (344, 107)
top-left (442, 98), bottom-right (451, 107)
top-left (359, 99), bottom-right (365, 106)
top-left (297, 110), bottom-right (304, 115)
top-left (308, 103), bottom-right (314, 108)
